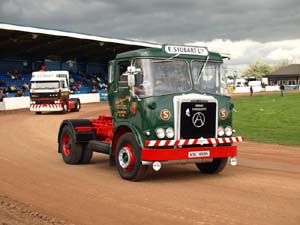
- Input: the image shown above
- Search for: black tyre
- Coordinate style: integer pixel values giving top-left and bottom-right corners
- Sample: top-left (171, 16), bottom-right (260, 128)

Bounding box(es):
top-left (59, 126), bottom-right (82, 164)
top-left (195, 158), bottom-right (228, 174)
top-left (71, 99), bottom-right (81, 112)
top-left (62, 101), bottom-right (68, 113)
top-left (115, 132), bottom-right (148, 181)
top-left (80, 146), bottom-right (93, 164)
top-left (74, 99), bottom-right (81, 112)
top-left (35, 112), bottom-right (42, 115)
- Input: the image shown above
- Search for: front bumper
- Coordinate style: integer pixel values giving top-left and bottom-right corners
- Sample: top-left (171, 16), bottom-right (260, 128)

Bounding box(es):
top-left (142, 145), bottom-right (237, 162)
top-left (142, 136), bottom-right (243, 163)
top-left (30, 104), bottom-right (63, 112)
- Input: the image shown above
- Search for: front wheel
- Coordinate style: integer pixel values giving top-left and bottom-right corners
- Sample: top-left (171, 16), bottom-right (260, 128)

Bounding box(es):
top-left (115, 133), bottom-right (148, 181)
top-left (59, 126), bottom-right (82, 164)
top-left (195, 158), bottom-right (228, 174)
top-left (62, 101), bottom-right (68, 113)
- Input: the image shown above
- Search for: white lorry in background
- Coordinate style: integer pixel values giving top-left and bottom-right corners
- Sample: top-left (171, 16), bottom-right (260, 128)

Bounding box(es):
top-left (30, 71), bottom-right (80, 114)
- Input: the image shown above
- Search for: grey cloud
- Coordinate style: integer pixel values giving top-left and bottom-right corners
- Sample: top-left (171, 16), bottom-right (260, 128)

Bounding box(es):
top-left (0, 0), bottom-right (300, 43)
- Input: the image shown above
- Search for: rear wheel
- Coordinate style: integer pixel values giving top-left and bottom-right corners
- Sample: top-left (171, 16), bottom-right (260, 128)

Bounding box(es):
top-left (80, 146), bottom-right (93, 164)
top-left (115, 133), bottom-right (148, 181)
top-left (59, 126), bottom-right (82, 164)
top-left (74, 99), bottom-right (81, 112)
top-left (71, 99), bottom-right (81, 112)
top-left (195, 158), bottom-right (228, 174)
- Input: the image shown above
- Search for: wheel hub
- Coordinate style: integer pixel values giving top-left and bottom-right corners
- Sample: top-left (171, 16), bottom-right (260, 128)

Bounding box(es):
top-left (118, 146), bottom-right (134, 171)
top-left (62, 135), bottom-right (71, 156)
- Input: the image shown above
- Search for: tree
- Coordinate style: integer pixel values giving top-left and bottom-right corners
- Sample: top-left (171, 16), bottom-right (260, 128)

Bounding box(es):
top-left (224, 65), bottom-right (235, 79)
top-left (242, 60), bottom-right (291, 80)
top-left (271, 59), bottom-right (290, 72)
top-left (242, 61), bottom-right (272, 79)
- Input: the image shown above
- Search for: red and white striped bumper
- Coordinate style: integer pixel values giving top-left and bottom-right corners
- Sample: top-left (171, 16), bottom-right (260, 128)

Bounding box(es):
top-left (30, 104), bottom-right (63, 112)
top-left (142, 136), bottom-right (244, 162)
top-left (145, 136), bottom-right (244, 147)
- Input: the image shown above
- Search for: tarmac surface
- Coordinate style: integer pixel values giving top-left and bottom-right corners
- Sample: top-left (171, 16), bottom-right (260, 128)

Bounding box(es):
top-left (0, 102), bottom-right (299, 225)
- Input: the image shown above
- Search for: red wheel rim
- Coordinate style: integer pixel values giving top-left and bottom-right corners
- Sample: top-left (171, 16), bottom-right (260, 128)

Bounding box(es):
top-left (62, 134), bottom-right (71, 156)
top-left (118, 145), bottom-right (135, 171)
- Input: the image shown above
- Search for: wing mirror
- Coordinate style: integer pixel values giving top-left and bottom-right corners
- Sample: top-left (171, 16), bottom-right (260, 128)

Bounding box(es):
top-left (126, 66), bottom-right (142, 88)
top-left (128, 74), bottom-right (135, 88)
top-left (126, 66), bottom-right (136, 88)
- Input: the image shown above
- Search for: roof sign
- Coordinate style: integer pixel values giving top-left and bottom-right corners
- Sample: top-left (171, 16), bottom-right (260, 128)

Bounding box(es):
top-left (32, 71), bottom-right (69, 79)
top-left (32, 73), bottom-right (55, 79)
top-left (164, 45), bottom-right (208, 56)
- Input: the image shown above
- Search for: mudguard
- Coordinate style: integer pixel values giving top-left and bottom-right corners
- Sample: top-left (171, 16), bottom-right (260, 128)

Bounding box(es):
top-left (112, 123), bottom-right (144, 150)
top-left (57, 119), bottom-right (96, 153)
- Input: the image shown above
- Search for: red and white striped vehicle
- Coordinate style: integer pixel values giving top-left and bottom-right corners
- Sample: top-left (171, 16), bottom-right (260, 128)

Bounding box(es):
top-left (30, 71), bottom-right (80, 114)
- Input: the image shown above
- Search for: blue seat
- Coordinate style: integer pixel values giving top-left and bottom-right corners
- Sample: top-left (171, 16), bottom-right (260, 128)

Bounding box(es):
top-left (24, 91), bottom-right (30, 96)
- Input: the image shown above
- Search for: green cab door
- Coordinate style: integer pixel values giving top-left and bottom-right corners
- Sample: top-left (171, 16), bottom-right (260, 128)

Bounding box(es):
top-left (114, 60), bottom-right (131, 121)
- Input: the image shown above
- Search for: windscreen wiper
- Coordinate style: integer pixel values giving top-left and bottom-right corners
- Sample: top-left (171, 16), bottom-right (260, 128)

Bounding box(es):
top-left (196, 55), bottom-right (209, 82)
top-left (152, 53), bottom-right (180, 63)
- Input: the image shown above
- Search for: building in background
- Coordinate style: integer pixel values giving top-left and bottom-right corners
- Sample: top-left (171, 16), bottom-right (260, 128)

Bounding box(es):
top-left (266, 64), bottom-right (300, 86)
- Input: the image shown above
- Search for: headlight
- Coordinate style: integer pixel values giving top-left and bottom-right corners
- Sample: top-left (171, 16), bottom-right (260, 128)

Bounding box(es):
top-left (156, 128), bottom-right (165, 139)
top-left (165, 127), bottom-right (174, 139)
top-left (217, 126), bottom-right (225, 136)
top-left (225, 126), bottom-right (233, 136)
top-left (30, 101), bottom-right (36, 104)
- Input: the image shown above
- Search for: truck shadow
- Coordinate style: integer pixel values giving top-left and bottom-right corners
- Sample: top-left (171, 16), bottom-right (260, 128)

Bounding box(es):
top-left (35, 111), bottom-right (78, 115)
top-left (144, 166), bottom-right (228, 183)
top-left (88, 157), bottom-right (230, 182)
top-left (71, 153), bottom-right (234, 183)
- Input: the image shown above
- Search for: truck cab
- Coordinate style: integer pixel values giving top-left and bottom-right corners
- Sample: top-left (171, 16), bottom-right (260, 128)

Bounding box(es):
top-left (30, 71), bottom-right (80, 114)
top-left (58, 45), bottom-right (243, 181)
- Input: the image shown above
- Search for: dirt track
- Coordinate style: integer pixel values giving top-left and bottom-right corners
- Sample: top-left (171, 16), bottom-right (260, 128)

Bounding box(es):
top-left (0, 102), bottom-right (299, 225)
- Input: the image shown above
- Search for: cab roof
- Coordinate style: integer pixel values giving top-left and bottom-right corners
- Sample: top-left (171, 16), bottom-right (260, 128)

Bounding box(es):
top-left (115, 47), bottom-right (223, 62)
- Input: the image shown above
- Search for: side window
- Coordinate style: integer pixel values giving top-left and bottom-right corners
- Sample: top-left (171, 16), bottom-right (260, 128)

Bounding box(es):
top-left (60, 81), bottom-right (65, 88)
top-left (118, 60), bottom-right (131, 87)
top-left (108, 61), bottom-right (114, 84)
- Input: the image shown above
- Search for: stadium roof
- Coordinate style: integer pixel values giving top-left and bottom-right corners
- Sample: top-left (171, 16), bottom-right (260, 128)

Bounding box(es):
top-left (0, 23), bottom-right (162, 63)
top-left (266, 64), bottom-right (300, 77)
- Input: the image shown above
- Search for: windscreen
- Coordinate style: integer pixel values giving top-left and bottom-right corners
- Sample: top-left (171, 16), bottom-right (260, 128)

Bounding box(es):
top-left (31, 81), bottom-right (59, 89)
top-left (133, 58), bottom-right (192, 97)
top-left (192, 61), bottom-right (228, 95)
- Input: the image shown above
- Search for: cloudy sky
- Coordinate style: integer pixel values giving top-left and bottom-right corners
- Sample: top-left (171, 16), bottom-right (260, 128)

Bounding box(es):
top-left (1, 0), bottom-right (300, 73)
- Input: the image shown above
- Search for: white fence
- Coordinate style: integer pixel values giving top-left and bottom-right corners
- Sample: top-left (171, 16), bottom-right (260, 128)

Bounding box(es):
top-left (233, 86), bottom-right (262, 93)
top-left (233, 85), bottom-right (299, 94)
top-left (1, 86), bottom-right (298, 111)
top-left (0, 93), bottom-right (101, 111)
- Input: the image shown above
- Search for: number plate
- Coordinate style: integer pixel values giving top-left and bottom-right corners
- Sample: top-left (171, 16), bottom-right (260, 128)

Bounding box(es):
top-left (188, 151), bottom-right (210, 158)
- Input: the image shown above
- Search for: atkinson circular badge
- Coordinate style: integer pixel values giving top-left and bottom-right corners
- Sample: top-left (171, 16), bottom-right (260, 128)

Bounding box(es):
top-left (192, 112), bottom-right (205, 128)
top-left (160, 109), bottom-right (171, 121)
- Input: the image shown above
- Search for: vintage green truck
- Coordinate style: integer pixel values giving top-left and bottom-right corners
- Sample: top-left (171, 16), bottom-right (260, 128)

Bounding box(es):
top-left (57, 44), bottom-right (244, 181)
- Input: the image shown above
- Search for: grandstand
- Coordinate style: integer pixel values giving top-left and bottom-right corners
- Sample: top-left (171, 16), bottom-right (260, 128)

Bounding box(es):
top-left (0, 23), bottom-right (161, 99)
top-left (0, 71), bottom-right (31, 97)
